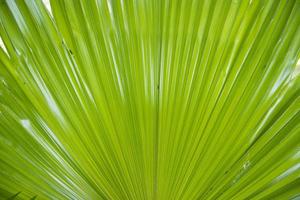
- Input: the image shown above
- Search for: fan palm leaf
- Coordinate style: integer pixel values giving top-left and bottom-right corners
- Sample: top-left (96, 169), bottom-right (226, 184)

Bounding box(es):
top-left (0, 0), bottom-right (299, 199)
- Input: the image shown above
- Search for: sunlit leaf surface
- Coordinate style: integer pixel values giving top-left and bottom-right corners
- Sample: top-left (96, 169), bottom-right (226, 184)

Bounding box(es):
top-left (0, 0), bottom-right (299, 199)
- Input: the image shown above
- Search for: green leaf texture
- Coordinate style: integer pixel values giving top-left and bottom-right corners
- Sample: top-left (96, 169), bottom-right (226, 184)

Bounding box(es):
top-left (0, 0), bottom-right (299, 199)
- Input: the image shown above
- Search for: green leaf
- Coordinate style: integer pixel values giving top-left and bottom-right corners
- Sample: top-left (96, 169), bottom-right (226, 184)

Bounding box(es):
top-left (0, 0), bottom-right (299, 199)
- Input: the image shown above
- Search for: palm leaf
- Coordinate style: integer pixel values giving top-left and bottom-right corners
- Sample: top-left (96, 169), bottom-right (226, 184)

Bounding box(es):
top-left (0, 0), bottom-right (299, 199)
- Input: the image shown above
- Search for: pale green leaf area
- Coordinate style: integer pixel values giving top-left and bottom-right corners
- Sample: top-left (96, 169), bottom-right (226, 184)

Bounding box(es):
top-left (0, 0), bottom-right (299, 199)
